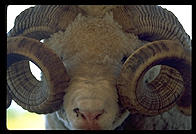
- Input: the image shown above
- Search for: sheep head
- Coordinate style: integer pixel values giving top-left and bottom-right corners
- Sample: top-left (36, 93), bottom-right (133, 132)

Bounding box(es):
top-left (7, 5), bottom-right (192, 130)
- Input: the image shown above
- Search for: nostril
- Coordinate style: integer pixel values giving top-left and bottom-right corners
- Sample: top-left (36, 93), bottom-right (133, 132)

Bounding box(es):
top-left (73, 108), bottom-right (79, 113)
top-left (73, 108), bottom-right (79, 117)
top-left (80, 113), bottom-right (86, 120)
top-left (94, 112), bottom-right (103, 120)
top-left (73, 108), bottom-right (104, 120)
top-left (80, 110), bottom-right (104, 120)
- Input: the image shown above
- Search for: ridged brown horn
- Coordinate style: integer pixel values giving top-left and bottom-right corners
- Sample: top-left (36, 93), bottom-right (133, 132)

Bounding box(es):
top-left (8, 5), bottom-right (81, 40)
top-left (7, 36), bottom-right (70, 114)
top-left (117, 40), bottom-right (191, 116)
top-left (112, 5), bottom-right (191, 48)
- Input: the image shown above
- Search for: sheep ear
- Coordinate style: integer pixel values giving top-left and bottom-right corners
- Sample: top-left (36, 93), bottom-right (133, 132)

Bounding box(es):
top-left (117, 40), bottom-right (191, 116)
top-left (7, 36), bottom-right (70, 114)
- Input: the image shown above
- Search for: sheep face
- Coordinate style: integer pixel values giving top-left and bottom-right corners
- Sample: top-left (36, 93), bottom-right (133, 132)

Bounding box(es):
top-left (43, 14), bottom-right (136, 129)
top-left (62, 76), bottom-right (120, 130)
top-left (7, 5), bottom-right (191, 130)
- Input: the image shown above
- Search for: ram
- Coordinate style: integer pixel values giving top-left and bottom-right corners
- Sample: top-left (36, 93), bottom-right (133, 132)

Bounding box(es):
top-left (7, 5), bottom-right (192, 130)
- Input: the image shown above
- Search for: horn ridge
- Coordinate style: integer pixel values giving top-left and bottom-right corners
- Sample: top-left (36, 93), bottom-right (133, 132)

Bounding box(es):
top-left (117, 40), bottom-right (191, 115)
top-left (7, 36), bottom-right (69, 114)
top-left (8, 5), bottom-right (81, 40)
top-left (112, 5), bottom-right (191, 47)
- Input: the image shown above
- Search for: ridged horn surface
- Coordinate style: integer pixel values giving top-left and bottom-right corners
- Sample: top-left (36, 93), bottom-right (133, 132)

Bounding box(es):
top-left (7, 36), bottom-right (70, 114)
top-left (117, 40), bottom-right (191, 115)
top-left (112, 5), bottom-right (191, 48)
top-left (8, 5), bottom-right (81, 40)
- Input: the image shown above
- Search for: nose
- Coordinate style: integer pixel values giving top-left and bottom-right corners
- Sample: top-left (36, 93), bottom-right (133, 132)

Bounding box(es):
top-left (73, 108), bottom-right (104, 121)
top-left (73, 98), bottom-right (105, 121)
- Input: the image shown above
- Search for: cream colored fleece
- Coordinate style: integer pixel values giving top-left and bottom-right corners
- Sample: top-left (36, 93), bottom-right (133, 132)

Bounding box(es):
top-left (44, 12), bottom-right (191, 130)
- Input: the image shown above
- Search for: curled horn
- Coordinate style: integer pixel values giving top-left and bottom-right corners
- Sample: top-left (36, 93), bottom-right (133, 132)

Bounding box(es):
top-left (8, 5), bottom-right (81, 40)
top-left (112, 5), bottom-right (191, 48)
top-left (115, 5), bottom-right (191, 116)
top-left (117, 40), bottom-right (191, 115)
top-left (7, 5), bottom-right (82, 113)
top-left (7, 36), bottom-right (70, 113)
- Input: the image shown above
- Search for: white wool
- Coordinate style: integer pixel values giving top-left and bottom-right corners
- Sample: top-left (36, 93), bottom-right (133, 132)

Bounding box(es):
top-left (61, 68), bottom-right (121, 129)
top-left (78, 5), bottom-right (118, 17)
top-left (44, 12), bottom-right (191, 130)
top-left (46, 105), bottom-right (191, 130)
top-left (44, 13), bottom-right (141, 76)
top-left (141, 106), bottom-right (191, 130)
top-left (43, 13), bottom-right (143, 130)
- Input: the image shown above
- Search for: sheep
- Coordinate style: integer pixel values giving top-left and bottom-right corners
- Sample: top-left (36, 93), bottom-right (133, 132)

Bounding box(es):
top-left (7, 5), bottom-right (192, 130)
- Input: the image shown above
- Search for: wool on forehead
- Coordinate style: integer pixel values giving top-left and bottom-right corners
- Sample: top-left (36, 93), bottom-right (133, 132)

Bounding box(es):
top-left (44, 13), bottom-right (142, 74)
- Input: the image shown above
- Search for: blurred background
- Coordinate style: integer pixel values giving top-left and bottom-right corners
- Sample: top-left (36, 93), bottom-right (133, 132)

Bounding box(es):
top-left (6, 5), bottom-right (192, 130)
top-left (7, 5), bottom-right (44, 130)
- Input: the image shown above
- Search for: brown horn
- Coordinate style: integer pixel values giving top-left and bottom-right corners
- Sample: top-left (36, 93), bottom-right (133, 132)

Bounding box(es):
top-left (112, 5), bottom-right (191, 48)
top-left (8, 5), bottom-right (82, 40)
top-left (7, 36), bottom-right (70, 114)
top-left (117, 40), bottom-right (191, 116)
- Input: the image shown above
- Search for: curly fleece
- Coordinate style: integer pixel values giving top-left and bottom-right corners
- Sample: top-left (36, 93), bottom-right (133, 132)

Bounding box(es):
top-left (44, 12), bottom-right (191, 130)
